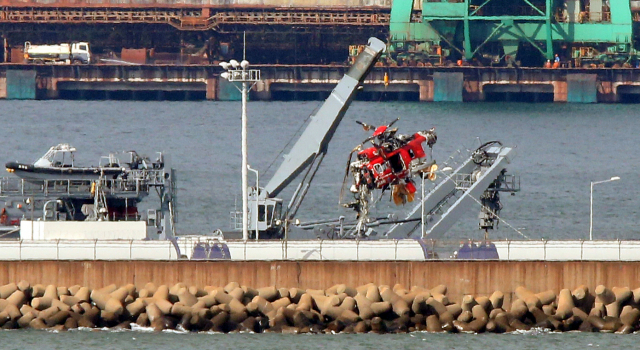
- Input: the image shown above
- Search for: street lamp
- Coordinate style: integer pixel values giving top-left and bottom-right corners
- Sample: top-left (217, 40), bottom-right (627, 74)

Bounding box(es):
top-left (219, 60), bottom-right (261, 241)
top-left (590, 176), bottom-right (620, 240)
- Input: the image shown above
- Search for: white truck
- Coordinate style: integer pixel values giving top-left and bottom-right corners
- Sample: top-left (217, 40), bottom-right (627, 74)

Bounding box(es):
top-left (23, 42), bottom-right (91, 64)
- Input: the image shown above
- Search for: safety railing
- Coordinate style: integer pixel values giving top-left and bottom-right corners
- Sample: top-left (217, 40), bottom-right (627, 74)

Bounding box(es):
top-left (555, 10), bottom-right (612, 23)
top-left (2, 238), bottom-right (638, 261)
top-left (176, 237), bottom-right (640, 262)
top-left (0, 177), bottom-right (146, 197)
top-left (0, 7), bottom-right (390, 28)
top-left (0, 239), bottom-right (179, 260)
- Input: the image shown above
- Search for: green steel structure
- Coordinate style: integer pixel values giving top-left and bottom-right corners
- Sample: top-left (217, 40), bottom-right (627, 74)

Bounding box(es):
top-left (390, 0), bottom-right (637, 66)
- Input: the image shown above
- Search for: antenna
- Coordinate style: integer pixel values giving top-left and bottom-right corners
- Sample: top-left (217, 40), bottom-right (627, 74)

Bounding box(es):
top-left (243, 31), bottom-right (246, 60)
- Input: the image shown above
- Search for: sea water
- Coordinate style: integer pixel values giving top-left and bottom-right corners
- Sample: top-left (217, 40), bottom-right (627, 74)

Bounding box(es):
top-left (2, 100), bottom-right (637, 240)
top-left (0, 327), bottom-right (638, 349)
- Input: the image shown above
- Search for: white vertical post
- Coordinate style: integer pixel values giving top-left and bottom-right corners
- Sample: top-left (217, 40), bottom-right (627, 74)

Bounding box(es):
top-left (421, 174), bottom-right (425, 238)
top-left (247, 165), bottom-right (259, 240)
top-left (589, 176), bottom-right (620, 241)
top-left (589, 182), bottom-right (593, 241)
top-left (219, 61), bottom-right (259, 241)
top-left (241, 80), bottom-right (248, 241)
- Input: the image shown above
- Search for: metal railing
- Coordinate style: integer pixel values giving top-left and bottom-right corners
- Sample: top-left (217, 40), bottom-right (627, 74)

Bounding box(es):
top-left (0, 177), bottom-right (146, 198)
top-left (0, 8), bottom-right (390, 29)
top-left (0, 239), bottom-right (178, 260)
top-left (453, 173), bottom-right (519, 191)
top-left (2, 237), bottom-right (639, 261)
top-left (177, 236), bottom-right (640, 261)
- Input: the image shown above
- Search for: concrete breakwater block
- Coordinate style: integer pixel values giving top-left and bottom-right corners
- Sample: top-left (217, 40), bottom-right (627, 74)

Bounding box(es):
top-left (3, 281), bottom-right (640, 334)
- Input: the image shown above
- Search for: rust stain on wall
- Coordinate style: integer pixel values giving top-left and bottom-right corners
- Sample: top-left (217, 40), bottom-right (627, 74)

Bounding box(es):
top-left (1, 260), bottom-right (639, 301)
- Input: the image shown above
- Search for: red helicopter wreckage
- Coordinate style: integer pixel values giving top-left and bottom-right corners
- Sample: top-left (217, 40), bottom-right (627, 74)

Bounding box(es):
top-left (340, 118), bottom-right (439, 232)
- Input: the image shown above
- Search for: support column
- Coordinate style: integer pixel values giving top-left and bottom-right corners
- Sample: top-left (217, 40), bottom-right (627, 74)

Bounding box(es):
top-left (44, 77), bottom-right (60, 99)
top-left (545, 0), bottom-right (553, 60)
top-left (253, 80), bottom-right (272, 100)
top-left (3, 34), bottom-right (7, 63)
top-left (566, 74), bottom-right (597, 103)
top-left (553, 81), bottom-right (567, 102)
top-left (0, 77), bottom-right (6, 98)
top-left (206, 78), bottom-right (217, 100)
top-left (464, 80), bottom-right (483, 101)
top-left (599, 81), bottom-right (616, 102)
top-left (418, 80), bottom-right (433, 102)
top-left (463, 0), bottom-right (472, 60)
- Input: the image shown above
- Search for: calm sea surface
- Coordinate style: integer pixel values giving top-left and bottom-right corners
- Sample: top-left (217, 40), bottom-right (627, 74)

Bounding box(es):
top-left (1, 100), bottom-right (638, 240)
top-left (1, 328), bottom-right (639, 349)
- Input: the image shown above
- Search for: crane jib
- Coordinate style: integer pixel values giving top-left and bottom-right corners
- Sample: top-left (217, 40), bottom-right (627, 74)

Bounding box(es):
top-left (264, 37), bottom-right (386, 199)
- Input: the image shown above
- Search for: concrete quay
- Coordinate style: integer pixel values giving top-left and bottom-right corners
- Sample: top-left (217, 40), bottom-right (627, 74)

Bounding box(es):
top-left (2, 64), bottom-right (640, 103)
top-left (1, 260), bottom-right (640, 303)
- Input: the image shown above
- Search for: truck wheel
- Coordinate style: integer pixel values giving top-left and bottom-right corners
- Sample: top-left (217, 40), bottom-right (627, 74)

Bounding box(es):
top-left (72, 59), bottom-right (82, 65)
top-left (34, 59), bottom-right (44, 64)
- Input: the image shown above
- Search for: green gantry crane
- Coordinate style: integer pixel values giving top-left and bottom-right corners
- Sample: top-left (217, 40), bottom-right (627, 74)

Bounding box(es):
top-left (389, 0), bottom-right (637, 66)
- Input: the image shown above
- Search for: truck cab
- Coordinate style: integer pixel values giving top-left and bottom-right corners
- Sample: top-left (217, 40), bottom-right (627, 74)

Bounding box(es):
top-left (70, 42), bottom-right (91, 64)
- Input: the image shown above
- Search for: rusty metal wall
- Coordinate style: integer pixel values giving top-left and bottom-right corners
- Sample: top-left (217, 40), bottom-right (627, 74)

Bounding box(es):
top-left (121, 48), bottom-right (148, 65)
top-left (1, 260), bottom-right (639, 302)
top-left (0, 0), bottom-right (391, 8)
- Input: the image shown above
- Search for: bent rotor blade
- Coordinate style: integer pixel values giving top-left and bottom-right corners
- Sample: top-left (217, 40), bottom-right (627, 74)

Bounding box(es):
top-left (387, 117), bottom-right (400, 128)
top-left (356, 120), bottom-right (374, 131)
top-left (338, 150), bottom-right (356, 204)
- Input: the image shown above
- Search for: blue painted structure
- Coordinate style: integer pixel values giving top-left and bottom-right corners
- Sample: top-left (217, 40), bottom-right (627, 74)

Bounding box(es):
top-left (567, 73), bottom-right (597, 103)
top-left (6, 70), bottom-right (36, 100)
top-left (433, 72), bottom-right (463, 102)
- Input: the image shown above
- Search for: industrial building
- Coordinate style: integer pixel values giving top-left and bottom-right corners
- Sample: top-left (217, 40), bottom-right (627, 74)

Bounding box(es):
top-left (2, 0), bottom-right (640, 102)
top-left (1, 0), bottom-right (640, 66)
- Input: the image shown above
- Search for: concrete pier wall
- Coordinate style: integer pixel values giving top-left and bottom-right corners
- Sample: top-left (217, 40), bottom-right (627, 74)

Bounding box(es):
top-left (2, 64), bottom-right (640, 102)
top-left (1, 260), bottom-right (639, 302)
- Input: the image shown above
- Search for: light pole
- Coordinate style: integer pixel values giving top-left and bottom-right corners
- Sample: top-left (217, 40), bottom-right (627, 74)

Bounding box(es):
top-left (219, 60), bottom-right (260, 241)
top-left (590, 176), bottom-right (620, 240)
top-left (247, 164), bottom-right (259, 240)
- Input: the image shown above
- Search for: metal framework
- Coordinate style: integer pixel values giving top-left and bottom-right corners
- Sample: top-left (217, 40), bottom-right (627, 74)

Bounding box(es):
top-left (385, 144), bottom-right (520, 239)
top-left (391, 0), bottom-right (636, 63)
top-left (0, 7), bottom-right (390, 31)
